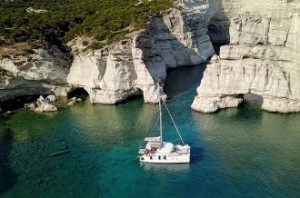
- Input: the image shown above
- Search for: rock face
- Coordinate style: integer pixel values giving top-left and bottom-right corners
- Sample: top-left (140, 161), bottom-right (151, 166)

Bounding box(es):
top-left (0, 47), bottom-right (72, 103)
top-left (67, 0), bottom-right (215, 104)
top-left (192, 0), bottom-right (300, 113)
top-left (67, 41), bottom-right (141, 104)
top-left (1, 0), bottom-right (218, 106)
top-left (2, 0), bottom-right (300, 114)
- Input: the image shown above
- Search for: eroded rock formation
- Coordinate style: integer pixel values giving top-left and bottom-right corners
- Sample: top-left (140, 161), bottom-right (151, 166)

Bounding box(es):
top-left (67, 41), bottom-right (141, 104)
top-left (67, 0), bottom-right (215, 104)
top-left (192, 0), bottom-right (300, 113)
top-left (0, 47), bottom-right (71, 103)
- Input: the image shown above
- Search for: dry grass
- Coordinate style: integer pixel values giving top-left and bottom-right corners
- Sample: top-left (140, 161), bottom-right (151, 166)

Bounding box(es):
top-left (0, 42), bottom-right (32, 57)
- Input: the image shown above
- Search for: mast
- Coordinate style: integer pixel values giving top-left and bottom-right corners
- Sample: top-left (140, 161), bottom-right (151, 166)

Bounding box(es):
top-left (158, 83), bottom-right (163, 142)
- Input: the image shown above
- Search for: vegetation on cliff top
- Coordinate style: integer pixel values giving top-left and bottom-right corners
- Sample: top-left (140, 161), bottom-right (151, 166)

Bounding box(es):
top-left (0, 0), bottom-right (172, 49)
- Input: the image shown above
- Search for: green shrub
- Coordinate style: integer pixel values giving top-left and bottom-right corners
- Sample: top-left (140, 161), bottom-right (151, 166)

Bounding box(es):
top-left (0, 0), bottom-right (172, 48)
top-left (82, 41), bottom-right (89, 46)
top-left (88, 42), bottom-right (103, 50)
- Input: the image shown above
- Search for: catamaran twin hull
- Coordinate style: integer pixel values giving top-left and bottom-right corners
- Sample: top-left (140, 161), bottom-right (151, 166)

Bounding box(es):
top-left (139, 154), bottom-right (190, 164)
top-left (139, 142), bottom-right (190, 164)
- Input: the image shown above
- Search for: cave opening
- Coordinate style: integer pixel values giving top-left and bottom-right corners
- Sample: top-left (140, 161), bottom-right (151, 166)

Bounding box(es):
top-left (164, 63), bottom-right (207, 98)
top-left (243, 93), bottom-right (263, 106)
top-left (67, 88), bottom-right (89, 101)
top-left (207, 5), bottom-right (231, 56)
top-left (208, 24), bottom-right (230, 56)
top-left (116, 89), bottom-right (143, 105)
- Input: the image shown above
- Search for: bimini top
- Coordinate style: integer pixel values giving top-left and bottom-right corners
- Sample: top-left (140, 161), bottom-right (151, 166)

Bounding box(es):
top-left (144, 136), bottom-right (161, 142)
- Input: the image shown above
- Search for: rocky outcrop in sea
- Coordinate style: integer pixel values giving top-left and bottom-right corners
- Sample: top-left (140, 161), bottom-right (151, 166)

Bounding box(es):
top-left (25, 95), bottom-right (58, 112)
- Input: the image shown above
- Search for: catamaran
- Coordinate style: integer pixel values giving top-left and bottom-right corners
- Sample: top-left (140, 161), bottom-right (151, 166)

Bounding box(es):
top-left (138, 84), bottom-right (190, 164)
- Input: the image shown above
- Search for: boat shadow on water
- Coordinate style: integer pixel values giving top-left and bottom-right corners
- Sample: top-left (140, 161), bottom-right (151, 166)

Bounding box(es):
top-left (140, 162), bottom-right (191, 172)
top-left (190, 145), bottom-right (205, 164)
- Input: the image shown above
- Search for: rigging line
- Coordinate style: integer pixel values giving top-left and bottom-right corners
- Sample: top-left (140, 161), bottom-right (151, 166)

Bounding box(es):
top-left (163, 101), bottom-right (185, 145)
top-left (171, 138), bottom-right (181, 143)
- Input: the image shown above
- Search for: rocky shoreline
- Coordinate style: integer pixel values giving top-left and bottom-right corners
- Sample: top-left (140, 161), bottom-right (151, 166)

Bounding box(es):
top-left (1, 0), bottom-right (300, 113)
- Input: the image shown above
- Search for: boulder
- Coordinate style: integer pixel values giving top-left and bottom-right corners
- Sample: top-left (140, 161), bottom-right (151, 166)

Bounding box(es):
top-left (67, 97), bottom-right (82, 106)
top-left (3, 111), bottom-right (13, 117)
top-left (70, 97), bottom-right (77, 101)
top-left (29, 95), bottom-right (58, 112)
top-left (24, 103), bottom-right (36, 111)
top-left (34, 103), bottom-right (57, 112)
top-left (46, 95), bottom-right (56, 103)
top-left (67, 101), bottom-right (76, 106)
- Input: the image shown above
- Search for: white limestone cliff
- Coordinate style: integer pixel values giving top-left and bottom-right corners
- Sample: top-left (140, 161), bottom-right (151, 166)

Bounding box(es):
top-left (192, 0), bottom-right (300, 113)
top-left (67, 40), bottom-right (141, 104)
top-left (67, 1), bottom-right (215, 104)
top-left (0, 47), bottom-right (71, 103)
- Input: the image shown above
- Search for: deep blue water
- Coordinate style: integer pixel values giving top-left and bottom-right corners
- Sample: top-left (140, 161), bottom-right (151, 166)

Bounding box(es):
top-left (0, 65), bottom-right (300, 197)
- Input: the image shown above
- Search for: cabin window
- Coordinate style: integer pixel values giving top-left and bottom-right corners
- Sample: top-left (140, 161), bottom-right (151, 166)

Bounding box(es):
top-left (164, 156), bottom-right (166, 160)
top-left (150, 156), bottom-right (152, 160)
top-left (158, 156), bottom-right (161, 160)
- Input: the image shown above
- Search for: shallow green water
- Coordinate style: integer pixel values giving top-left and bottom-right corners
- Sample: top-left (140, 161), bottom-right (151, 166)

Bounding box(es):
top-left (1, 67), bottom-right (300, 197)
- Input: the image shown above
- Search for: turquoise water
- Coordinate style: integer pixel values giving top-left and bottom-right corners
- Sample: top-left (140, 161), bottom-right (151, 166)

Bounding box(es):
top-left (1, 66), bottom-right (300, 197)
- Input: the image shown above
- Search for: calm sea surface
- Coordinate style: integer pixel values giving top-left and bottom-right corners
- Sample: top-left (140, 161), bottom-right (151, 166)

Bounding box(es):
top-left (0, 66), bottom-right (300, 198)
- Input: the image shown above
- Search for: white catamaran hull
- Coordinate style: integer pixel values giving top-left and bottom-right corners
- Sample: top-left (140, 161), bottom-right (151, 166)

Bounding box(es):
top-left (139, 142), bottom-right (190, 164)
top-left (139, 154), bottom-right (190, 164)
